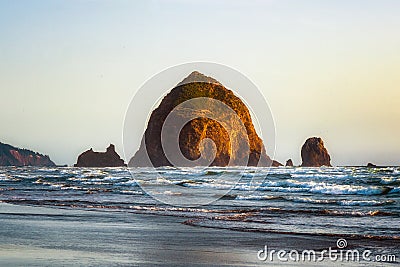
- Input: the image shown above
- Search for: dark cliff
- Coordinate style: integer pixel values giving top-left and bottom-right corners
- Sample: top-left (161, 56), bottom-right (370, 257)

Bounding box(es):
top-left (129, 71), bottom-right (278, 167)
top-left (0, 142), bottom-right (55, 167)
top-left (74, 144), bottom-right (126, 167)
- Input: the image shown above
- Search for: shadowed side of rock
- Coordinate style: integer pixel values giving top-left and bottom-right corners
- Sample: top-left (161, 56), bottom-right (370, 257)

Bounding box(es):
top-left (301, 137), bottom-right (332, 167)
top-left (74, 144), bottom-right (126, 167)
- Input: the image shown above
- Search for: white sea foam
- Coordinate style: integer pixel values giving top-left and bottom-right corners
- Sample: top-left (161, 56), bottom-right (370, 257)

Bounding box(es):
top-left (380, 176), bottom-right (399, 185)
top-left (286, 197), bottom-right (394, 206)
top-left (153, 190), bottom-right (182, 196)
top-left (338, 199), bottom-right (395, 206)
top-left (235, 195), bottom-right (280, 201)
top-left (0, 174), bottom-right (14, 181)
top-left (389, 187), bottom-right (400, 193)
top-left (257, 179), bottom-right (389, 195)
top-left (120, 190), bottom-right (143, 195)
top-left (116, 180), bottom-right (138, 186)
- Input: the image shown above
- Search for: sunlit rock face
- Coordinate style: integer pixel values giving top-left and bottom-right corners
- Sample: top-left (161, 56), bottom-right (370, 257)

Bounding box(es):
top-left (0, 142), bottom-right (55, 166)
top-left (129, 71), bottom-right (277, 167)
top-left (301, 137), bottom-right (332, 167)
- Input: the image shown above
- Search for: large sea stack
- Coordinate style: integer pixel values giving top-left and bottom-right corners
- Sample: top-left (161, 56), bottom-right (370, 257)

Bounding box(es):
top-left (129, 71), bottom-right (278, 167)
top-left (74, 144), bottom-right (126, 167)
top-left (301, 137), bottom-right (332, 167)
top-left (0, 142), bottom-right (55, 166)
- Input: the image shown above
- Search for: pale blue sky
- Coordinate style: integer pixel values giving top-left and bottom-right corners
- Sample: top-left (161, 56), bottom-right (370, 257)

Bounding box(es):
top-left (1, 0), bottom-right (399, 166)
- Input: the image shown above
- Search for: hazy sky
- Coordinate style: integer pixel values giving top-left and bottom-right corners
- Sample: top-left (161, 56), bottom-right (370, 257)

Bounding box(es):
top-left (1, 0), bottom-right (399, 166)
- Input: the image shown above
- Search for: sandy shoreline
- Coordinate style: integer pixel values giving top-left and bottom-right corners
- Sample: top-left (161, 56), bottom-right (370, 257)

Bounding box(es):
top-left (0, 203), bottom-right (396, 266)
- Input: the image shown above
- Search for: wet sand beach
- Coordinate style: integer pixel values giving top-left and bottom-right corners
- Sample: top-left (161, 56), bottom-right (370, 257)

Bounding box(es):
top-left (0, 203), bottom-right (397, 266)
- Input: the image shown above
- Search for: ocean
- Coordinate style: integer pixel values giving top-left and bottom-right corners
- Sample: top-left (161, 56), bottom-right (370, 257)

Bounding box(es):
top-left (1, 166), bottom-right (399, 239)
top-left (0, 166), bottom-right (399, 266)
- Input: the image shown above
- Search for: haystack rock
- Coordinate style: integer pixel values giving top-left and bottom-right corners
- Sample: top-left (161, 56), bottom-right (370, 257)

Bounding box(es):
top-left (285, 159), bottom-right (294, 167)
top-left (129, 71), bottom-right (278, 167)
top-left (74, 144), bottom-right (126, 167)
top-left (0, 142), bottom-right (55, 167)
top-left (301, 137), bottom-right (332, 167)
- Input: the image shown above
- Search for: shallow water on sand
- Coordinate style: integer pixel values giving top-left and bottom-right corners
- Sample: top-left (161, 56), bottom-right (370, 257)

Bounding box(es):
top-left (1, 203), bottom-right (398, 266)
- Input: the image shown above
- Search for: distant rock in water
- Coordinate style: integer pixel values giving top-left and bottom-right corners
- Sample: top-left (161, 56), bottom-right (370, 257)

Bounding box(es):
top-left (367, 163), bottom-right (377, 168)
top-left (129, 71), bottom-right (275, 167)
top-left (301, 137), bottom-right (332, 167)
top-left (0, 142), bottom-right (55, 166)
top-left (272, 160), bottom-right (283, 167)
top-left (74, 144), bottom-right (126, 167)
top-left (285, 159), bottom-right (294, 167)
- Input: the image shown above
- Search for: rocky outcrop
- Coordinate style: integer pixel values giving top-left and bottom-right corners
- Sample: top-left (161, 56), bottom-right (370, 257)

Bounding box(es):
top-left (0, 142), bottom-right (55, 166)
top-left (301, 137), bottom-right (332, 167)
top-left (74, 144), bottom-right (126, 167)
top-left (272, 160), bottom-right (283, 167)
top-left (285, 159), bottom-right (294, 167)
top-left (129, 71), bottom-right (276, 167)
top-left (367, 163), bottom-right (377, 168)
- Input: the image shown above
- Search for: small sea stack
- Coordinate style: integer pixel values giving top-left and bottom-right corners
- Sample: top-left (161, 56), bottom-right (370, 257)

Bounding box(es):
top-left (285, 159), bottom-right (294, 167)
top-left (74, 144), bottom-right (126, 167)
top-left (301, 137), bottom-right (332, 167)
